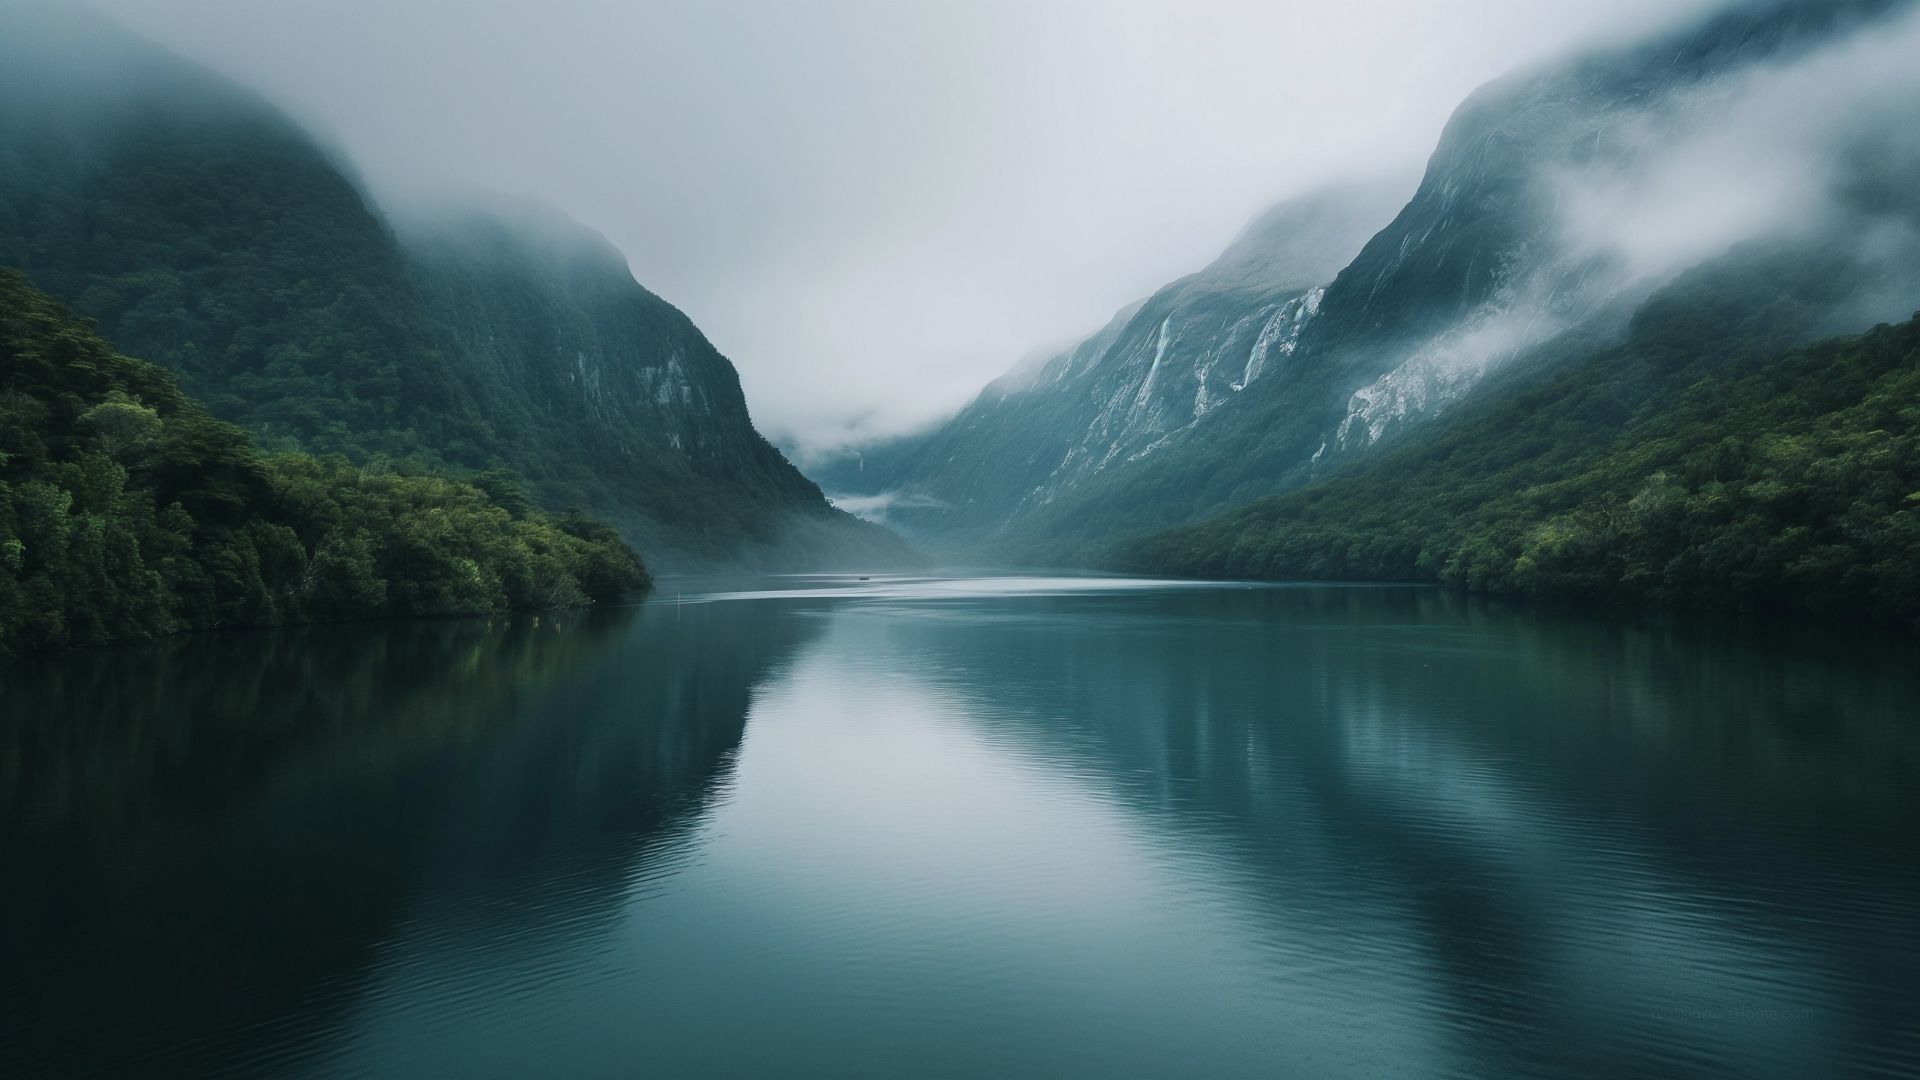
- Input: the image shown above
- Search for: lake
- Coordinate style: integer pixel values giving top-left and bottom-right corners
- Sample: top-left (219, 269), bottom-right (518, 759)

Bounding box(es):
top-left (3, 576), bottom-right (1917, 1079)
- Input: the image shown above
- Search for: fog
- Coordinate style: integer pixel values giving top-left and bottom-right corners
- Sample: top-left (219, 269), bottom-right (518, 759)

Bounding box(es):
top-left (77, 0), bottom-right (1738, 456)
top-left (1329, 0), bottom-right (1920, 456)
top-left (1551, 2), bottom-right (1920, 291)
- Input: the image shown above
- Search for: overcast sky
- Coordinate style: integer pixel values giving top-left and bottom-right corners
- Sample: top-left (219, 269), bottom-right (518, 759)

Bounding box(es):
top-left (84, 0), bottom-right (1726, 456)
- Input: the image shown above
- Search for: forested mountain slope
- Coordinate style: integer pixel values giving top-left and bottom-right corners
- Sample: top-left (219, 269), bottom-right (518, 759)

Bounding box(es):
top-left (1116, 249), bottom-right (1920, 626)
top-left (0, 2), bottom-right (482, 459)
top-left (0, 2), bottom-right (919, 571)
top-left (398, 200), bottom-right (915, 565)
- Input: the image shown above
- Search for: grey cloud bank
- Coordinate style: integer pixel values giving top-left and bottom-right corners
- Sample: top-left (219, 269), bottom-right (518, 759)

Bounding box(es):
top-left (1550, 3), bottom-right (1920, 290)
top-left (81, 0), bottom-right (1734, 455)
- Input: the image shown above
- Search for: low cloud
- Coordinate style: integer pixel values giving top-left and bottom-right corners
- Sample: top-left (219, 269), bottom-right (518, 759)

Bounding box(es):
top-left (76, 0), bottom-right (1733, 457)
top-left (827, 490), bottom-right (949, 526)
top-left (1325, 2), bottom-right (1920, 462)
top-left (1551, 3), bottom-right (1920, 291)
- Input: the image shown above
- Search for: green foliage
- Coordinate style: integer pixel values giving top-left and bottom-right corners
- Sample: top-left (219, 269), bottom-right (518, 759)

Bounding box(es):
top-left (0, 271), bottom-right (648, 657)
top-left (1115, 300), bottom-right (1920, 627)
top-left (0, 87), bottom-right (496, 464)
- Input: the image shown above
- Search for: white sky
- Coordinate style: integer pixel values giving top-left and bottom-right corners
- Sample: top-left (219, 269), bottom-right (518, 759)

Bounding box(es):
top-left (83, 0), bottom-right (1724, 455)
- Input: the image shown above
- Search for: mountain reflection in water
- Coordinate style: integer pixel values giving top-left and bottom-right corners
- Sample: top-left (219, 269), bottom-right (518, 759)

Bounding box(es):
top-left (2, 578), bottom-right (1915, 1080)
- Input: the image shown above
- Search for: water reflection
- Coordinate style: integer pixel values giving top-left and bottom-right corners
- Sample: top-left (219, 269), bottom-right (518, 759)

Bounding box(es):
top-left (0, 602), bottom-right (819, 1078)
top-left (3, 580), bottom-right (1916, 1080)
top-left (798, 584), bottom-right (1920, 1079)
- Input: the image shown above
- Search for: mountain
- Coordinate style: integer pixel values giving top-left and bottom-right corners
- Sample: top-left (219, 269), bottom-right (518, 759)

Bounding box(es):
top-left (396, 197), bottom-right (920, 565)
top-left (0, 1), bottom-right (482, 459)
top-left (0, 1), bottom-right (921, 572)
top-left (815, 0), bottom-right (1920, 565)
top-left (808, 177), bottom-right (1413, 554)
top-left (1114, 252), bottom-right (1920, 626)
top-left (1277, 0), bottom-right (1917, 451)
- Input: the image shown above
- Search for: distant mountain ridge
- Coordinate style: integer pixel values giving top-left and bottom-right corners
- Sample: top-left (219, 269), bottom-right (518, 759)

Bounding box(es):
top-left (0, 0), bottom-right (920, 571)
top-left (808, 177), bottom-right (1415, 552)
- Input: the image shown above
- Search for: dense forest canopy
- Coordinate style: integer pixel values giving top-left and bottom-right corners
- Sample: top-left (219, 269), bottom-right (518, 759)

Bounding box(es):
top-left (0, 270), bottom-right (648, 657)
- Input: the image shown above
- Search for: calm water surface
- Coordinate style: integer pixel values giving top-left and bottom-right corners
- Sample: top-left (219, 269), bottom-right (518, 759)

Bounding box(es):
top-left (3, 576), bottom-right (1917, 1079)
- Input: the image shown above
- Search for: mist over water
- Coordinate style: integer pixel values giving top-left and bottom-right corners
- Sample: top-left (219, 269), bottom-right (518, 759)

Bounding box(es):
top-left (4, 578), bottom-right (1916, 1079)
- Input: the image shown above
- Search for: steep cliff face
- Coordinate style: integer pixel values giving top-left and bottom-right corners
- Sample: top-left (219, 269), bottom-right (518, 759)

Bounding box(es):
top-left (404, 205), bottom-right (746, 444)
top-left (810, 179), bottom-right (1411, 552)
top-left (0, 3), bottom-right (920, 571)
top-left (398, 202), bottom-right (918, 567)
top-left (816, 0), bottom-right (1920, 564)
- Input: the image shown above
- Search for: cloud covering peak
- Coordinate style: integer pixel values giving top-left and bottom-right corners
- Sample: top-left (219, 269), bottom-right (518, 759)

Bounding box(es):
top-left (73, 0), bottom-right (1747, 453)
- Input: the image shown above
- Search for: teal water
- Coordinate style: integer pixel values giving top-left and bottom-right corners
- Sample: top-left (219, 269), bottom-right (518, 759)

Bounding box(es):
top-left (3, 576), bottom-right (1917, 1079)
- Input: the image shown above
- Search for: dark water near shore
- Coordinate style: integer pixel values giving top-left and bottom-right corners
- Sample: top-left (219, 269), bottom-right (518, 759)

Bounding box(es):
top-left (3, 576), bottom-right (1917, 1079)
